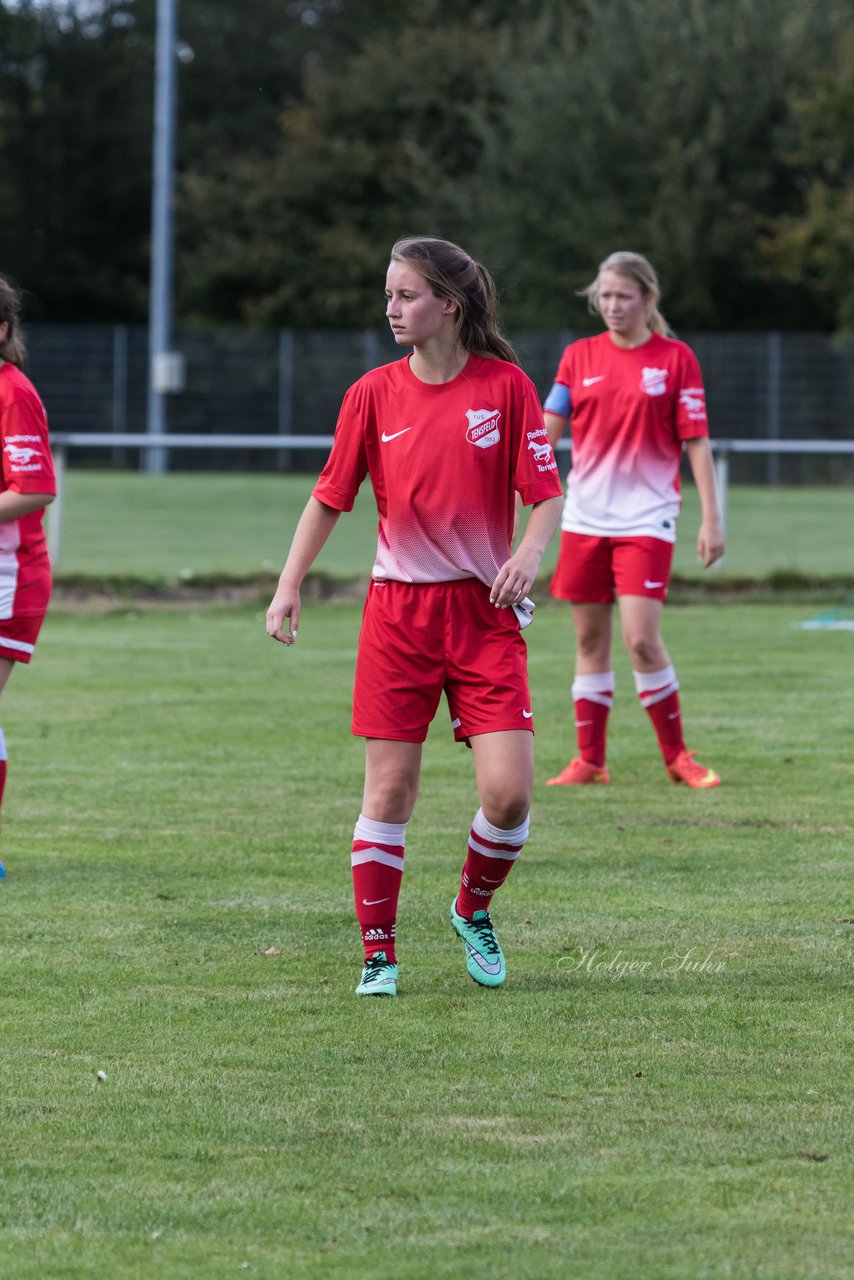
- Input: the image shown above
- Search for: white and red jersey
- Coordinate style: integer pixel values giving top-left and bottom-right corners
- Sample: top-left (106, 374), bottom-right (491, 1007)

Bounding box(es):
top-left (313, 354), bottom-right (561, 586)
top-left (549, 332), bottom-right (709, 541)
top-left (0, 363), bottom-right (56, 618)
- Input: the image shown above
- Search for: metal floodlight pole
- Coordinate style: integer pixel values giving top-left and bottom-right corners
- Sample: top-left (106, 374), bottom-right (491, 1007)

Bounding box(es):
top-left (145, 0), bottom-right (179, 475)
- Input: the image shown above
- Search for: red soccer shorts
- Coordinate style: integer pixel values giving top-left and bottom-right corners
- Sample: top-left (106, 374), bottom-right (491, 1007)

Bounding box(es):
top-left (352, 578), bottom-right (534, 744)
top-left (549, 532), bottom-right (675, 604)
top-left (0, 614), bottom-right (46, 664)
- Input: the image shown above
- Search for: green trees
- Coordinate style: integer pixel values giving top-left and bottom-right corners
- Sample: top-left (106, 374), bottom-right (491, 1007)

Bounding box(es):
top-left (1, 0), bottom-right (850, 330)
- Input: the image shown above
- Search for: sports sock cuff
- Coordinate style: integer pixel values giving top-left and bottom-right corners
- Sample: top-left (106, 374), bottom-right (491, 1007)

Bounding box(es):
top-left (354, 814), bottom-right (407, 846)
top-left (633, 665), bottom-right (678, 694)
top-left (472, 807), bottom-right (530, 845)
top-left (0, 728), bottom-right (6, 761)
top-left (572, 671), bottom-right (615, 698)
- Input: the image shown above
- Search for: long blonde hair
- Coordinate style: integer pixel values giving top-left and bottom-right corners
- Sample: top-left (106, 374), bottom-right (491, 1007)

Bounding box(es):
top-left (580, 251), bottom-right (670, 336)
top-left (390, 236), bottom-right (519, 364)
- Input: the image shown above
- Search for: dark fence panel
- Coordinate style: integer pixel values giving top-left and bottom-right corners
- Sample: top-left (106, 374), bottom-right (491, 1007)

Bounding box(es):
top-left (24, 324), bottom-right (854, 481)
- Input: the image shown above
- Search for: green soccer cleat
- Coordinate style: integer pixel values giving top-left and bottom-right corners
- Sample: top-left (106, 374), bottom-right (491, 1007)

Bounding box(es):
top-left (355, 950), bottom-right (398, 997)
top-left (449, 898), bottom-right (506, 987)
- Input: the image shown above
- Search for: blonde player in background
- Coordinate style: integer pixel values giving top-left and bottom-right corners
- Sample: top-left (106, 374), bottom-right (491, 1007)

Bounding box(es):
top-left (267, 236), bottom-right (562, 995)
top-left (0, 275), bottom-right (57, 873)
top-left (543, 251), bottom-right (724, 789)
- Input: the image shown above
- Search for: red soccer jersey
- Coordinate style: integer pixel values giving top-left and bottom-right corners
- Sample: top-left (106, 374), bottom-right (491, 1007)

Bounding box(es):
top-left (551, 332), bottom-right (709, 541)
top-left (313, 354), bottom-right (561, 586)
top-left (0, 364), bottom-right (56, 618)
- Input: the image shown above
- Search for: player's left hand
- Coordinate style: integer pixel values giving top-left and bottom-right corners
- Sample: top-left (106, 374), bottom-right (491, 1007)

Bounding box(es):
top-left (698, 519), bottom-right (725, 568)
top-left (490, 548), bottom-right (539, 608)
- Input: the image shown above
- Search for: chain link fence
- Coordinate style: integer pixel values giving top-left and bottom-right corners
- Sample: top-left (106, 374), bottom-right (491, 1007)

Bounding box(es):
top-left (25, 325), bottom-right (854, 482)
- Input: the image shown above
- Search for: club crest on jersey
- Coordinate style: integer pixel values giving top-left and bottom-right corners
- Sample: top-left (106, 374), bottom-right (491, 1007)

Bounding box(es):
top-left (466, 409), bottom-right (501, 449)
top-left (640, 367), bottom-right (668, 396)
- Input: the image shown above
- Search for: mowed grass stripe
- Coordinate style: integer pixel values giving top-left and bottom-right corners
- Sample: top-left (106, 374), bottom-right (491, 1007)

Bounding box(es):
top-left (0, 602), bottom-right (851, 1278)
top-left (54, 470), bottom-right (854, 583)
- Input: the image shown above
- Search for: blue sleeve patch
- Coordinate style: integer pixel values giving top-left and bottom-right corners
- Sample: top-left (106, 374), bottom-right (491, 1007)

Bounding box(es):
top-left (544, 382), bottom-right (571, 416)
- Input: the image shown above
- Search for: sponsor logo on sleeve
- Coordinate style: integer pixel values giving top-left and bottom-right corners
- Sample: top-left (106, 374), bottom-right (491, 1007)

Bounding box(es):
top-left (466, 409), bottom-right (501, 449)
top-left (526, 428), bottom-right (557, 471)
top-left (679, 387), bottom-right (707, 420)
top-left (640, 367), bottom-right (668, 396)
top-left (4, 442), bottom-right (44, 470)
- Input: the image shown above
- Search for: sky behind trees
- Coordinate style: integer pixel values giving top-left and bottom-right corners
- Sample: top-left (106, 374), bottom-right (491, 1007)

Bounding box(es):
top-left (1, 0), bottom-right (851, 331)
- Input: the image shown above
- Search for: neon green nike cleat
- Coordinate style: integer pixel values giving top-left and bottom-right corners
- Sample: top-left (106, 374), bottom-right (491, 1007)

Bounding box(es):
top-left (355, 950), bottom-right (398, 996)
top-left (450, 898), bottom-right (506, 987)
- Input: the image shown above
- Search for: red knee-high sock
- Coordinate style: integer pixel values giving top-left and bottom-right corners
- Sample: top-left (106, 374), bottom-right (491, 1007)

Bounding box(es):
top-left (0, 728), bottom-right (7, 818)
top-left (351, 814), bottom-right (406, 962)
top-left (572, 671), bottom-right (614, 767)
top-left (634, 665), bottom-right (685, 765)
top-left (456, 808), bottom-right (529, 919)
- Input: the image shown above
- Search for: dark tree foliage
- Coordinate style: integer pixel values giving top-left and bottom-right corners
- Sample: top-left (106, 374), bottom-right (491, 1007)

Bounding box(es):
top-left (0, 0), bottom-right (153, 320)
top-left (0, 0), bottom-right (851, 330)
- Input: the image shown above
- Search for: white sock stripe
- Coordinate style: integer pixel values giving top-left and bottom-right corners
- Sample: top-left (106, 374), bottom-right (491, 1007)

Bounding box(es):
top-left (633, 665), bottom-right (677, 694)
top-left (350, 847), bottom-right (405, 872)
top-left (639, 684), bottom-right (679, 709)
top-left (468, 836), bottom-right (521, 861)
top-left (471, 807), bottom-right (530, 845)
top-left (573, 689), bottom-right (613, 708)
top-left (0, 635), bottom-right (34, 655)
top-left (572, 670), bottom-right (615, 696)
top-left (354, 814), bottom-right (407, 846)
top-left (0, 727), bottom-right (6, 761)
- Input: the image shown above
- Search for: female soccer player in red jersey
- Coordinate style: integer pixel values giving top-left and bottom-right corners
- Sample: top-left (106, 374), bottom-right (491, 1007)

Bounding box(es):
top-left (266, 237), bottom-right (563, 995)
top-left (0, 275), bottom-right (57, 870)
top-left (543, 251), bottom-right (724, 790)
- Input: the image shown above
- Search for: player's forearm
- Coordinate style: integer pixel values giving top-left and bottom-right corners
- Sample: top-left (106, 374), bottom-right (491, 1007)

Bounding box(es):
top-left (277, 496), bottom-right (342, 588)
top-left (516, 495), bottom-right (563, 559)
top-left (685, 438), bottom-right (722, 522)
top-left (0, 490), bottom-right (55, 520)
top-left (544, 412), bottom-right (568, 450)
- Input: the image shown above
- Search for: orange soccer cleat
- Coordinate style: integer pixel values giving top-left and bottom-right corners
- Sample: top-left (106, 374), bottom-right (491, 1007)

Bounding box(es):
top-left (666, 749), bottom-right (720, 789)
top-left (546, 756), bottom-right (610, 786)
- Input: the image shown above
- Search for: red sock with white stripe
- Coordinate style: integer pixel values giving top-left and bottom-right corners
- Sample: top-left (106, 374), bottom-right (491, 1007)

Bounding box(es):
top-left (634, 665), bottom-right (685, 765)
top-left (351, 814), bottom-right (406, 962)
top-left (0, 729), bottom-right (6, 819)
top-left (572, 671), bottom-right (614, 767)
top-left (456, 808), bottom-right (529, 919)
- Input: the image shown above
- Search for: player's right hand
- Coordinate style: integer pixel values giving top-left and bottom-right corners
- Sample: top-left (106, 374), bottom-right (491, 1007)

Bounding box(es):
top-left (266, 587), bottom-right (300, 646)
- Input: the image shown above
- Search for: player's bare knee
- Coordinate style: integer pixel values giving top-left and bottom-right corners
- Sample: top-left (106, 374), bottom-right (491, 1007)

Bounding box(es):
top-left (625, 634), bottom-right (660, 668)
top-left (576, 631), bottom-right (608, 663)
top-left (482, 792), bottom-right (530, 831)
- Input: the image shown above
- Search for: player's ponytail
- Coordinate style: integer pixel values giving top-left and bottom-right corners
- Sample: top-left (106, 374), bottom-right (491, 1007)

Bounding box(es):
top-left (390, 236), bottom-right (519, 365)
top-left (580, 251), bottom-right (671, 336)
top-left (0, 275), bottom-right (27, 368)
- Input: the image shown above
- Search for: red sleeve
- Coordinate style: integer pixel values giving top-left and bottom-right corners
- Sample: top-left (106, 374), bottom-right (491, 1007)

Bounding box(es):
top-left (673, 345), bottom-right (709, 441)
top-left (1, 378), bottom-right (56, 495)
top-left (312, 384), bottom-right (369, 512)
top-left (512, 373), bottom-right (563, 506)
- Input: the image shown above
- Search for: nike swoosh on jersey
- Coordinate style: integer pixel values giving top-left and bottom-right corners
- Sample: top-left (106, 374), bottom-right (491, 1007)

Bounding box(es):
top-left (522, 709), bottom-right (533, 719)
top-left (380, 428), bottom-right (412, 442)
top-left (644, 580), bottom-right (664, 589)
top-left (463, 940), bottom-right (503, 975)
top-left (582, 375), bottom-right (605, 386)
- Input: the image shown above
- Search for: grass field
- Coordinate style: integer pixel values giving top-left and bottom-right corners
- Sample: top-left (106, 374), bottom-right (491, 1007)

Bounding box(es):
top-left (52, 470), bottom-right (854, 585)
top-left (2, 590), bottom-right (852, 1278)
